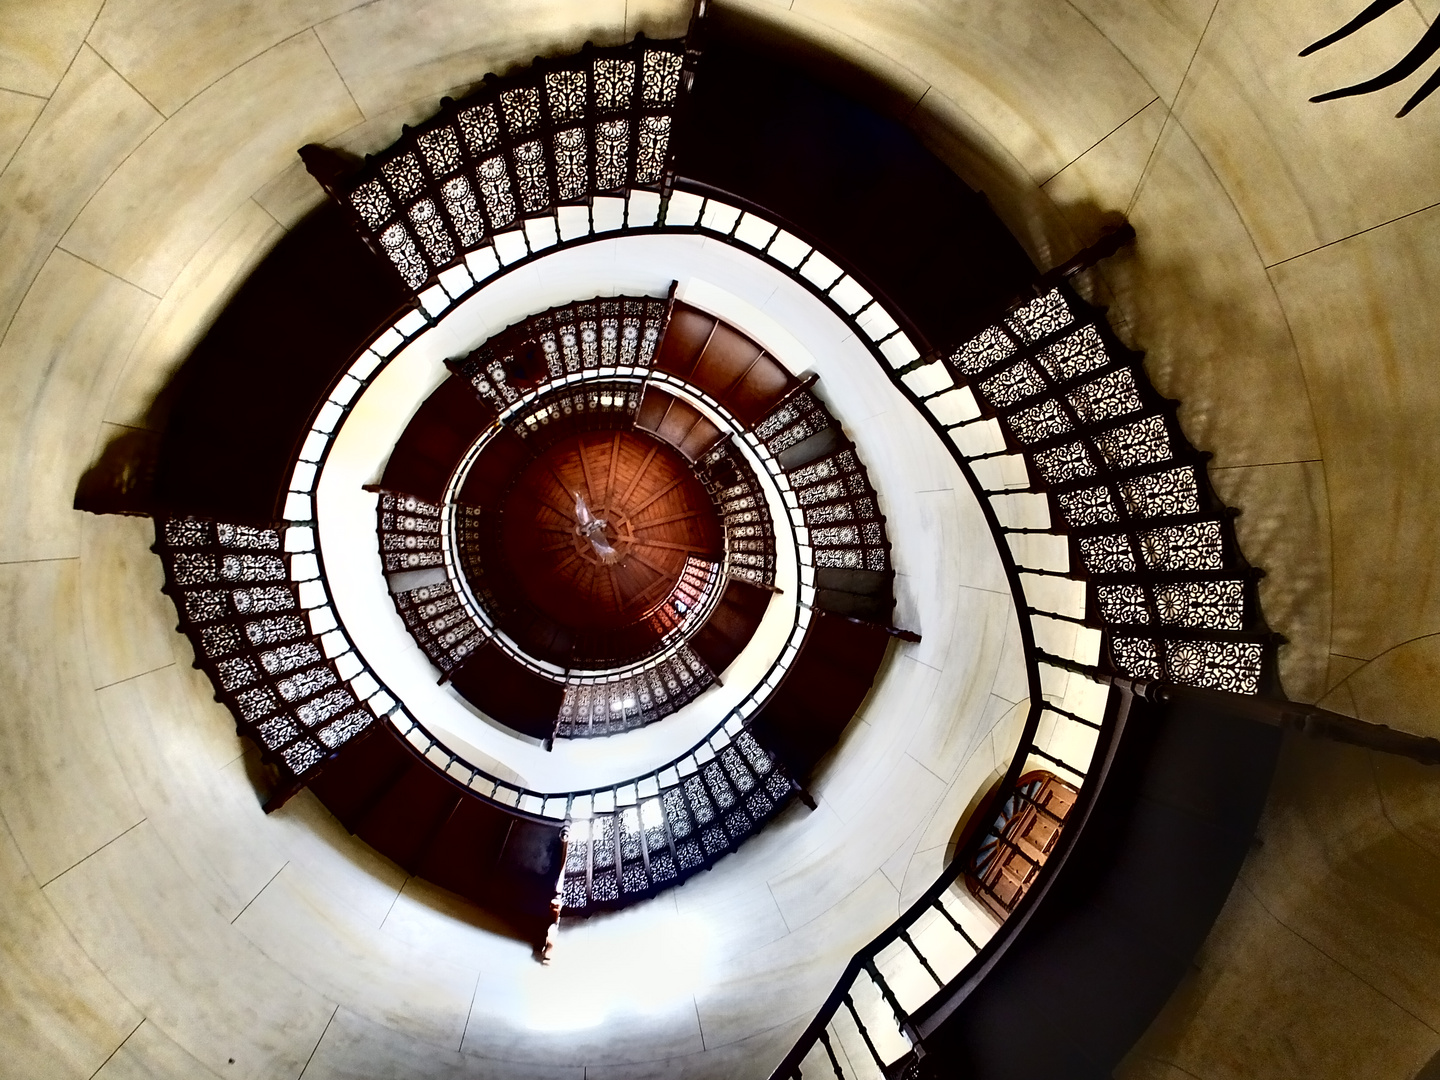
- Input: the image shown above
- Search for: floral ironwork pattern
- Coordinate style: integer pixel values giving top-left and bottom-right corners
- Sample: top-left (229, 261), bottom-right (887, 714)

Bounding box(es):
top-left (560, 730), bottom-right (792, 912)
top-left (451, 295), bottom-right (669, 416)
top-left (755, 388), bottom-right (892, 575)
top-left (155, 517), bottom-right (377, 780)
top-left (938, 285), bottom-right (1270, 694)
top-left (324, 36), bottom-right (686, 291)
top-left (695, 439), bottom-right (777, 589)
top-left (556, 646), bottom-right (713, 737)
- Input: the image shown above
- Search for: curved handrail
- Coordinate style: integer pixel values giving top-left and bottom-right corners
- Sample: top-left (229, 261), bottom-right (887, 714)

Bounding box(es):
top-left (156, 177), bottom-right (1222, 1041)
top-left (265, 185), bottom-right (1062, 820)
top-left (765, 682), bottom-right (1133, 1079)
top-left (431, 367), bottom-right (784, 683)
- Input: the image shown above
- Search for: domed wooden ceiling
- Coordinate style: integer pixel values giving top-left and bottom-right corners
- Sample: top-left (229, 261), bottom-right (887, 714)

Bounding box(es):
top-left (501, 429), bottom-right (724, 630)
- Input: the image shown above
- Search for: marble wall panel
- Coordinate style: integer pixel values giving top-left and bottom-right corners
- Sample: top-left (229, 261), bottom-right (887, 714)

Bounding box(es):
top-left (903, 587), bottom-right (1015, 779)
top-left (1321, 651), bottom-right (1365, 698)
top-left (260, 792), bottom-right (410, 929)
top-left (954, 692), bottom-right (1024, 788)
top-left (315, 0), bottom-right (629, 120)
top-left (989, 616), bottom-right (1029, 705)
top-left (583, 1020), bottom-right (806, 1080)
top-left (896, 752), bottom-right (1004, 908)
top-left (0, 251), bottom-right (156, 562)
top-left (461, 963), bottom-right (704, 1066)
top-left (1371, 752), bottom-right (1440, 862)
top-left (1340, 635), bottom-right (1440, 741)
top-left (809, 658), bottom-right (942, 823)
top-left (907, 84), bottom-right (1065, 267)
top-left (60, 33), bottom-right (361, 297)
top-left (376, 876), bottom-right (538, 971)
top-left (693, 870), bottom-right (901, 1049)
top-left (1066, 0), bottom-right (1217, 106)
top-left (88, 0), bottom-right (369, 116)
top-left (1241, 740), bottom-right (1440, 1029)
top-left (1104, 119), bottom-right (1322, 471)
top-left (235, 865), bottom-right (479, 1049)
top-left (103, 199), bottom-right (283, 431)
top-left (987, 694), bottom-right (1031, 772)
top-left (0, 0), bottom-right (104, 98)
top-left (1269, 203), bottom-right (1440, 662)
top-left (1124, 883), bottom-right (1439, 1080)
top-left (304, 1005), bottom-right (585, 1080)
top-left (716, 0), bottom-right (930, 118)
top-left (790, 0), bottom-right (1155, 185)
top-left (771, 761), bottom-right (940, 928)
top-left (1174, 0), bottom-right (1440, 264)
top-left (97, 666), bottom-right (290, 922)
top-left (0, 561), bottom-right (145, 885)
top-left (1121, 738), bottom-right (1440, 1079)
top-left (877, 811), bottom-right (933, 896)
top-left (712, 0), bottom-right (1061, 261)
top-left (251, 158), bottom-right (325, 231)
top-left (1042, 97), bottom-right (1167, 244)
top-left (79, 515), bottom-right (174, 690)
top-left (623, 0), bottom-right (691, 40)
top-left (1208, 460), bottom-right (1330, 701)
top-left (44, 822), bottom-right (336, 1080)
top-left (0, 818), bottom-right (140, 1080)
top-left (668, 858), bottom-right (793, 960)
top-left (0, 87), bottom-right (43, 174)
top-left (92, 1019), bottom-right (223, 1080)
top-left (0, 45), bottom-right (160, 339)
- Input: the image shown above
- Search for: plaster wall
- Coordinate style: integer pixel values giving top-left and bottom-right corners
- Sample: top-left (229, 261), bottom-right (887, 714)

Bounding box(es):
top-left (0, 1), bottom-right (1438, 1078)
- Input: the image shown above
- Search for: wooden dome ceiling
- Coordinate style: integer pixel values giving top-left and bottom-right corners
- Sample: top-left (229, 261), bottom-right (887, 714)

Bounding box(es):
top-left (499, 429), bottom-right (724, 631)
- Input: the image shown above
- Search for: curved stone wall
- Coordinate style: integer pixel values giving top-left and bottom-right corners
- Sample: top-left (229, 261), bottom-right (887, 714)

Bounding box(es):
top-left (2, 2), bottom-right (1439, 1079)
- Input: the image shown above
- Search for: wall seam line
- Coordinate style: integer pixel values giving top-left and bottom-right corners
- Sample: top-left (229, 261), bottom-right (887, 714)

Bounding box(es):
top-left (1265, 197), bottom-right (1440, 269)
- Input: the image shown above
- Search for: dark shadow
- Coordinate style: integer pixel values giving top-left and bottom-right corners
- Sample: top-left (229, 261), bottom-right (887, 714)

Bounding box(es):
top-left (1416, 1045), bottom-right (1440, 1079)
top-left (1303, 2), bottom-right (1440, 116)
top-left (74, 425), bottom-right (162, 517)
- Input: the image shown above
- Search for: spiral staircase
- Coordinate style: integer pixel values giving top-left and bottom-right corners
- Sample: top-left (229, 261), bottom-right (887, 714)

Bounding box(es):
top-left (33, 7), bottom-right (1434, 1080)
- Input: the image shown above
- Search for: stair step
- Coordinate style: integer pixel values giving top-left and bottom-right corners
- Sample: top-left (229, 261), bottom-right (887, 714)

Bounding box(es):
top-left (354, 763), bottom-right (463, 871)
top-left (416, 797), bottom-right (513, 901)
top-left (305, 723), bottom-right (412, 829)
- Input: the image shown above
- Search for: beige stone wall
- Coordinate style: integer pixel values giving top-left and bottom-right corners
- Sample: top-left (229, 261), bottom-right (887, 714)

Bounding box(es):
top-left (715, 2), bottom-right (1440, 1077)
top-left (1, 0), bottom-right (1438, 1078)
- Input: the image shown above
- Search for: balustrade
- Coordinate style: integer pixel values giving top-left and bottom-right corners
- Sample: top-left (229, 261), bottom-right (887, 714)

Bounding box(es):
top-left (154, 516), bottom-right (381, 780)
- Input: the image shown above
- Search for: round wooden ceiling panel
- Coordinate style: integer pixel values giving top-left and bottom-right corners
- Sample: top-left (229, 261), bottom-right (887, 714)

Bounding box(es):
top-left (500, 430), bottom-right (724, 632)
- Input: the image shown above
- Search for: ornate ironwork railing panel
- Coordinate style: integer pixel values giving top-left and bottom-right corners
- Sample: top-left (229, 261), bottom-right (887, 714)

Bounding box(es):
top-left (317, 36), bottom-right (686, 294)
top-left (451, 294), bottom-right (671, 413)
top-left (906, 285), bottom-right (1271, 696)
top-left (375, 490), bottom-right (482, 676)
top-left (556, 644), bottom-right (713, 738)
top-left (560, 728), bottom-right (794, 912)
top-left (695, 437), bottom-right (776, 590)
top-left (154, 517), bottom-right (381, 781)
top-left (755, 389), bottom-right (892, 577)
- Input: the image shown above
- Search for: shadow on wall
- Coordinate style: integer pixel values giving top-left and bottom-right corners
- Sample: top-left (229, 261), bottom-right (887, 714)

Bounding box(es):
top-left (1045, 206), bottom-right (1332, 706)
top-left (74, 425), bottom-right (161, 518)
top-left (1302, 0), bottom-right (1440, 118)
top-left (1118, 734), bottom-right (1440, 1080)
